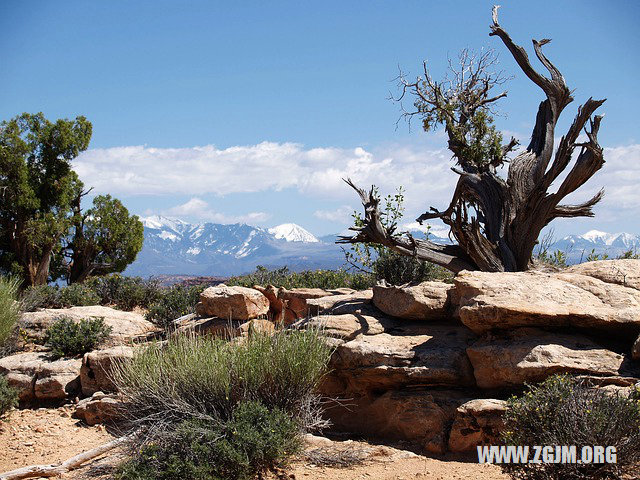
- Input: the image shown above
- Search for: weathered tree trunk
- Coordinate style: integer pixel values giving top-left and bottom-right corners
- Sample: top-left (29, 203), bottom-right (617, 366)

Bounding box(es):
top-left (339, 6), bottom-right (605, 273)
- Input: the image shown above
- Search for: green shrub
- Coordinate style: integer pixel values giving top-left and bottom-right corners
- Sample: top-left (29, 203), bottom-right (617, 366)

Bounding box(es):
top-left (86, 274), bottom-right (162, 310)
top-left (0, 375), bottom-right (19, 418)
top-left (20, 284), bottom-right (62, 311)
top-left (145, 284), bottom-right (206, 330)
top-left (371, 250), bottom-right (453, 285)
top-left (227, 265), bottom-right (375, 290)
top-left (502, 375), bottom-right (640, 480)
top-left (45, 316), bottom-right (112, 358)
top-left (0, 276), bottom-right (21, 346)
top-left (58, 283), bottom-right (100, 307)
top-left (115, 401), bottom-right (303, 480)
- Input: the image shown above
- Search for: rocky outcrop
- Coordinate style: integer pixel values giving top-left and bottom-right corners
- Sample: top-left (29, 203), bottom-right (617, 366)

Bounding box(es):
top-left (173, 313), bottom-right (242, 337)
top-left (80, 346), bottom-right (134, 396)
top-left (195, 285), bottom-right (270, 320)
top-left (567, 259), bottom-right (640, 291)
top-left (73, 392), bottom-right (120, 426)
top-left (0, 352), bottom-right (81, 402)
top-left (306, 290), bottom-right (373, 315)
top-left (372, 282), bottom-right (452, 320)
top-left (20, 306), bottom-right (158, 345)
top-left (466, 328), bottom-right (628, 389)
top-left (448, 399), bottom-right (507, 452)
top-left (455, 270), bottom-right (640, 334)
top-left (278, 288), bottom-right (332, 324)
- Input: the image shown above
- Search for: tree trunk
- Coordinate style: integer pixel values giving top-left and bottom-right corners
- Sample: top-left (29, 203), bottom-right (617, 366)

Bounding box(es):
top-left (339, 7), bottom-right (605, 273)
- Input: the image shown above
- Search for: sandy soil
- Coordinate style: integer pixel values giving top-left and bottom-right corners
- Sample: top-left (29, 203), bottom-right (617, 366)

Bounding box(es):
top-left (0, 407), bottom-right (508, 480)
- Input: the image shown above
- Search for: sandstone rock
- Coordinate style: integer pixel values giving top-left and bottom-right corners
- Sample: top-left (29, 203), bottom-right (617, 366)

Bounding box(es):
top-left (80, 346), bottom-right (134, 396)
top-left (236, 319), bottom-right (275, 336)
top-left (295, 313), bottom-right (389, 341)
top-left (306, 290), bottom-right (373, 315)
top-left (324, 389), bottom-right (468, 454)
top-left (173, 313), bottom-right (241, 337)
top-left (448, 399), bottom-right (507, 452)
top-left (327, 323), bottom-right (476, 393)
top-left (279, 288), bottom-right (331, 324)
top-left (373, 282), bottom-right (452, 320)
top-left (567, 259), bottom-right (640, 291)
top-left (455, 270), bottom-right (640, 334)
top-left (0, 352), bottom-right (81, 402)
top-left (73, 392), bottom-right (120, 426)
top-left (253, 285), bottom-right (285, 323)
top-left (195, 284), bottom-right (269, 320)
top-left (20, 306), bottom-right (158, 345)
top-left (466, 328), bottom-right (628, 389)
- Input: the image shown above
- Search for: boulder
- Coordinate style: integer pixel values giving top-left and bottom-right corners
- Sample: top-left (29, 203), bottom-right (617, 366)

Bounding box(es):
top-left (325, 389), bottom-right (469, 454)
top-left (0, 352), bottom-right (81, 402)
top-left (253, 285), bottom-right (285, 323)
top-left (173, 313), bottom-right (241, 337)
top-left (455, 270), bottom-right (640, 334)
top-left (80, 346), bottom-right (134, 396)
top-left (20, 306), bottom-right (158, 345)
top-left (372, 282), bottom-right (452, 320)
top-left (566, 259), bottom-right (640, 291)
top-left (448, 399), bottom-right (507, 452)
top-left (306, 290), bottom-right (373, 315)
top-left (295, 313), bottom-right (388, 341)
top-left (327, 323), bottom-right (476, 393)
top-left (195, 284), bottom-right (269, 320)
top-left (236, 319), bottom-right (275, 336)
top-left (466, 328), bottom-right (629, 389)
top-left (73, 392), bottom-right (120, 426)
top-left (279, 288), bottom-right (331, 324)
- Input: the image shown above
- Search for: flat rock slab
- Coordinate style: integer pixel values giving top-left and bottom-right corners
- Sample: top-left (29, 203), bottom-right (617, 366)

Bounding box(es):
top-left (328, 323), bottom-right (477, 392)
top-left (455, 270), bottom-right (640, 334)
top-left (466, 328), bottom-right (628, 389)
top-left (20, 306), bottom-right (158, 345)
top-left (196, 284), bottom-right (269, 320)
top-left (0, 352), bottom-right (81, 402)
top-left (566, 259), bottom-right (640, 291)
top-left (373, 282), bottom-right (452, 320)
top-left (306, 290), bottom-right (373, 315)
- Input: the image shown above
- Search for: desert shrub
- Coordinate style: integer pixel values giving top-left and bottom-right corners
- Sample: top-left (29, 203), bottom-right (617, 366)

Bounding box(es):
top-left (86, 274), bottom-right (162, 310)
top-left (111, 328), bottom-right (331, 431)
top-left (371, 250), bottom-right (453, 285)
top-left (0, 277), bottom-right (21, 346)
top-left (20, 284), bottom-right (62, 311)
top-left (0, 375), bottom-right (18, 418)
top-left (145, 284), bottom-right (206, 330)
top-left (502, 375), bottom-right (640, 480)
top-left (45, 316), bottom-right (112, 358)
top-left (58, 283), bottom-right (100, 307)
top-left (227, 265), bottom-right (375, 290)
top-left (115, 401), bottom-right (303, 480)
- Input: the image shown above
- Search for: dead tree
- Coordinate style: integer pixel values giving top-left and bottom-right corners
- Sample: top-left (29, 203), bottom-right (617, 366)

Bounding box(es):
top-left (339, 6), bottom-right (606, 273)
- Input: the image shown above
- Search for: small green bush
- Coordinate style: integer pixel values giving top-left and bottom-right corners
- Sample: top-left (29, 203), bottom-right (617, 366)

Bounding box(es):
top-left (20, 284), bottom-right (62, 311)
top-left (45, 316), bottom-right (112, 358)
top-left (502, 375), bottom-right (640, 480)
top-left (0, 276), bottom-right (21, 346)
top-left (145, 284), bottom-right (206, 330)
top-left (371, 250), bottom-right (453, 285)
top-left (115, 401), bottom-right (302, 480)
top-left (0, 375), bottom-right (19, 418)
top-left (86, 275), bottom-right (162, 310)
top-left (58, 283), bottom-right (100, 307)
top-left (227, 265), bottom-right (375, 290)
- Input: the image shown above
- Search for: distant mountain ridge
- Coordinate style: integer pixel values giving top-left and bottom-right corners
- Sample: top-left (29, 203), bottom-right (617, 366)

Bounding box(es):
top-left (124, 217), bottom-right (639, 277)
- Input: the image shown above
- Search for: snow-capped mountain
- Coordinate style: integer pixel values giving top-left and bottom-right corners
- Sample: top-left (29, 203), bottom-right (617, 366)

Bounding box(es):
top-left (550, 230), bottom-right (640, 263)
top-left (125, 217), bottom-right (343, 276)
top-left (268, 223), bottom-right (319, 243)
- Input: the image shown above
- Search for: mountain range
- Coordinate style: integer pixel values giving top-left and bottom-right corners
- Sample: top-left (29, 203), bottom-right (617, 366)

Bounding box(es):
top-left (124, 217), bottom-right (640, 277)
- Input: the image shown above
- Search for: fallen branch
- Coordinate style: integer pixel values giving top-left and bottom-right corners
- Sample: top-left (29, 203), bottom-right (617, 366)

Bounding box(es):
top-left (0, 433), bottom-right (133, 480)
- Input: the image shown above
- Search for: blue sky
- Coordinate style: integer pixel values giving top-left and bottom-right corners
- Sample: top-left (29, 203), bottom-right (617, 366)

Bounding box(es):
top-left (1, 0), bottom-right (639, 238)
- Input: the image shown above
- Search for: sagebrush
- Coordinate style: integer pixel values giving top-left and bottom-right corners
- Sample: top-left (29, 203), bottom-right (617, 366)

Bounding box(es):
top-left (0, 375), bottom-right (18, 418)
top-left (502, 375), bottom-right (640, 480)
top-left (0, 276), bottom-right (21, 347)
top-left (45, 316), bottom-right (112, 358)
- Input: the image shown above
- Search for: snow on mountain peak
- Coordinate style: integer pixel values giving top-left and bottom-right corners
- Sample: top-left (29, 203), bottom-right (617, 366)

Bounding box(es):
top-left (268, 223), bottom-right (319, 243)
top-left (141, 215), bottom-right (189, 232)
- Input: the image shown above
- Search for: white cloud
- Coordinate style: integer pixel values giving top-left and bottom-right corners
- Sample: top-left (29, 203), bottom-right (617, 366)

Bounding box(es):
top-left (164, 197), bottom-right (270, 224)
top-left (73, 140), bottom-right (640, 232)
top-left (313, 205), bottom-right (354, 223)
